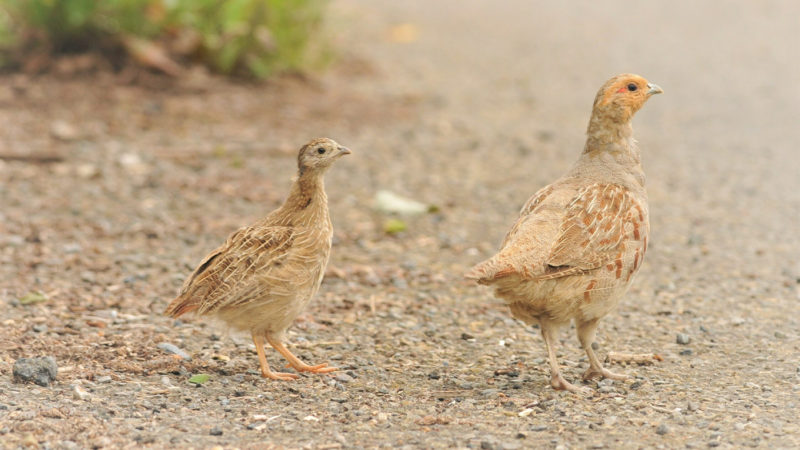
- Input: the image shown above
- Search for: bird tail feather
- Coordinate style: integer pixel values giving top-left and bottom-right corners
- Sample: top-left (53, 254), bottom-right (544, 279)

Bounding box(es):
top-left (164, 295), bottom-right (199, 318)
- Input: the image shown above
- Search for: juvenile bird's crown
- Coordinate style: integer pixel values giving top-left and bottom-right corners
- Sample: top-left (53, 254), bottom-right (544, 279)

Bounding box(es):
top-left (298, 138), bottom-right (351, 174)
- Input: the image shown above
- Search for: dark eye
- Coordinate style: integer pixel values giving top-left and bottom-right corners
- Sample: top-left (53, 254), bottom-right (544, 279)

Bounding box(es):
top-left (317, 147), bottom-right (326, 154)
top-left (627, 83), bottom-right (638, 92)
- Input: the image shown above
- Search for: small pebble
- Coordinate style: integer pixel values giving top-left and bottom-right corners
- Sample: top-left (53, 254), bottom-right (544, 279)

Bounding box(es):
top-left (13, 356), bottom-right (58, 387)
top-left (461, 332), bottom-right (475, 340)
top-left (96, 375), bottom-right (112, 383)
top-left (32, 324), bottom-right (47, 333)
top-left (774, 331), bottom-right (787, 339)
top-left (209, 426), bottom-right (223, 436)
top-left (598, 378), bottom-right (614, 387)
top-left (591, 342), bottom-right (599, 350)
top-left (629, 381), bottom-right (643, 390)
top-left (676, 333), bottom-right (691, 345)
top-left (335, 373), bottom-right (353, 383)
top-left (157, 342), bottom-right (192, 361)
top-left (708, 441), bottom-right (720, 447)
top-left (72, 384), bottom-right (90, 401)
top-left (50, 120), bottom-right (79, 141)
top-left (92, 437), bottom-right (112, 448)
top-left (680, 349), bottom-right (693, 356)
top-left (656, 424), bottom-right (669, 435)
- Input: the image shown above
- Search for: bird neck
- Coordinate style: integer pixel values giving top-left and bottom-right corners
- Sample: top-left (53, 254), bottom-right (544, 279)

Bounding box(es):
top-left (584, 111), bottom-right (634, 153)
top-left (277, 171), bottom-right (329, 226)
top-left (578, 113), bottom-right (645, 188)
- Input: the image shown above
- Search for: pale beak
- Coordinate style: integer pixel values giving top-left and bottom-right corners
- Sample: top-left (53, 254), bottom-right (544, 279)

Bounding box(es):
top-left (337, 146), bottom-right (352, 155)
top-left (647, 83), bottom-right (663, 95)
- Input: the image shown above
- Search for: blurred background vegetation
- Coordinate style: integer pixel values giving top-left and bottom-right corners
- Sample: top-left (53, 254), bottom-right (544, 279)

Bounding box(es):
top-left (0, 0), bottom-right (330, 78)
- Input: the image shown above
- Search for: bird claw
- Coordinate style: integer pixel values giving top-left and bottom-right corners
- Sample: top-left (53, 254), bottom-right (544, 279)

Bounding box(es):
top-left (262, 370), bottom-right (299, 381)
top-left (551, 376), bottom-right (593, 396)
top-left (285, 362), bottom-right (338, 374)
top-left (309, 365), bottom-right (337, 374)
top-left (582, 367), bottom-right (628, 381)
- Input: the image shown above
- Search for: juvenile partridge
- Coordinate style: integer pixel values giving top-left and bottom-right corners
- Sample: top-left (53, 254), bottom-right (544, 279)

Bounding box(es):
top-left (466, 74), bottom-right (662, 393)
top-left (165, 138), bottom-right (351, 380)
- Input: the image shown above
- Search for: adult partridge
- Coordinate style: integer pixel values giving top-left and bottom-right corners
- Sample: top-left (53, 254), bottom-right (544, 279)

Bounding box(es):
top-left (165, 138), bottom-right (350, 380)
top-left (466, 74), bottom-right (662, 393)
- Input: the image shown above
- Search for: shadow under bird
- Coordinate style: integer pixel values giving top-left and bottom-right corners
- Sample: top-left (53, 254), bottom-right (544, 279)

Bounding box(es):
top-left (165, 138), bottom-right (351, 380)
top-left (466, 74), bottom-right (663, 393)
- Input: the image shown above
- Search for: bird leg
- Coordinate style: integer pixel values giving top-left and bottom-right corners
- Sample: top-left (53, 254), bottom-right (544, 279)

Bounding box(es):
top-left (577, 319), bottom-right (628, 381)
top-left (266, 334), bottom-right (337, 374)
top-left (539, 319), bottom-right (591, 394)
top-left (252, 334), bottom-right (299, 381)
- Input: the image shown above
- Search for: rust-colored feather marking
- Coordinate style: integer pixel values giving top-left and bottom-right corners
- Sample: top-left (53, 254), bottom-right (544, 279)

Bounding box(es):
top-left (584, 280), bottom-right (597, 302)
top-left (546, 184), bottom-right (644, 275)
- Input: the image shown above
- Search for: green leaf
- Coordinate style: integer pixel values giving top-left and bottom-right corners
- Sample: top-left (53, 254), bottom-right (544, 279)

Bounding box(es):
top-left (383, 219), bottom-right (408, 234)
top-left (188, 373), bottom-right (210, 385)
top-left (19, 292), bottom-right (48, 305)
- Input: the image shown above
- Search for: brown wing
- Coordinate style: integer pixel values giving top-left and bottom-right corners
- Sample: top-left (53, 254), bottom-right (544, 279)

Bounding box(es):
top-left (500, 184), bottom-right (554, 247)
top-left (466, 184), bottom-right (555, 282)
top-left (538, 183), bottom-right (645, 280)
top-left (165, 225), bottom-right (295, 316)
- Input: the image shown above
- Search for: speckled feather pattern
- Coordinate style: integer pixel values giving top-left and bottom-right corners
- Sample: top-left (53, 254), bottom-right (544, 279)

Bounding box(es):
top-left (467, 74), bottom-right (657, 327)
top-left (165, 138), bottom-right (343, 339)
top-left (466, 74), bottom-right (661, 392)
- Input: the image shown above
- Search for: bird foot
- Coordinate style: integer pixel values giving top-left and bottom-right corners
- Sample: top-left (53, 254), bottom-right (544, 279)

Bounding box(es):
top-left (261, 370), bottom-right (299, 381)
top-left (287, 362), bottom-right (337, 374)
top-left (582, 367), bottom-right (628, 381)
top-left (551, 375), bottom-right (593, 395)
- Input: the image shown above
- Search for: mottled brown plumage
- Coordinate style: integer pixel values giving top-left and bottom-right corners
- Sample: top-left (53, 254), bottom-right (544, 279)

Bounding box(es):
top-left (165, 138), bottom-right (351, 380)
top-left (467, 74), bottom-right (662, 393)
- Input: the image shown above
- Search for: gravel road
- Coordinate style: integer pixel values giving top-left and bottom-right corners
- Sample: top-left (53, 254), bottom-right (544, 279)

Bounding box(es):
top-left (1, 1), bottom-right (798, 448)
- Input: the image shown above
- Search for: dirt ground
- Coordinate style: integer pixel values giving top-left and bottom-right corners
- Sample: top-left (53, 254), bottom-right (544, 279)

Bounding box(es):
top-left (2, 0), bottom-right (799, 448)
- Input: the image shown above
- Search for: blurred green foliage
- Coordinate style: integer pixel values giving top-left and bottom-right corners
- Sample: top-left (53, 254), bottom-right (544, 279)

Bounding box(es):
top-left (0, 0), bottom-right (329, 78)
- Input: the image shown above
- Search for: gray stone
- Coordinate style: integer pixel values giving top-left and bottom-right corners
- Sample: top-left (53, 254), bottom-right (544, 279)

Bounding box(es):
top-left (12, 356), bottom-right (57, 386)
top-left (335, 373), bottom-right (353, 383)
top-left (157, 342), bottom-right (192, 360)
top-left (676, 333), bottom-right (691, 345)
